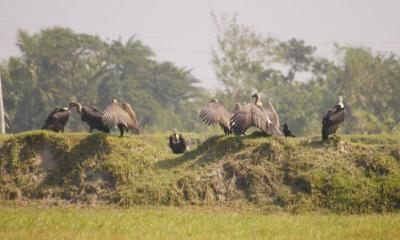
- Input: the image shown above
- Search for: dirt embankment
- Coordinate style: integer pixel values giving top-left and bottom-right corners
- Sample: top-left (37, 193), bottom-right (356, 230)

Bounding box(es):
top-left (1, 131), bottom-right (400, 213)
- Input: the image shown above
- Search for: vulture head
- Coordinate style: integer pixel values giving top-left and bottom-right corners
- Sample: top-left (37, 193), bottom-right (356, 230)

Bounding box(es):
top-left (338, 96), bottom-right (344, 108)
top-left (211, 98), bottom-right (219, 103)
top-left (112, 98), bottom-right (118, 103)
top-left (69, 101), bottom-right (82, 114)
top-left (283, 122), bottom-right (288, 128)
top-left (251, 93), bottom-right (263, 106)
top-left (62, 107), bottom-right (69, 111)
top-left (172, 128), bottom-right (177, 137)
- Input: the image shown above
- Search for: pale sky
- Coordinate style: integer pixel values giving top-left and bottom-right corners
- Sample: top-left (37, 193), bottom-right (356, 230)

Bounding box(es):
top-left (1, 0), bottom-right (400, 89)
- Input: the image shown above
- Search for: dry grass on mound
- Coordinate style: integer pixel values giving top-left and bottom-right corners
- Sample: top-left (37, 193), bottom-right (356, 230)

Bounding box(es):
top-left (0, 131), bottom-right (400, 213)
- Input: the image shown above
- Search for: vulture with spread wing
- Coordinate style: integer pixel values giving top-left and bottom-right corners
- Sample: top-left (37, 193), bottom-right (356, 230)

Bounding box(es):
top-left (169, 129), bottom-right (188, 154)
top-left (69, 101), bottom-right (110, 133)
top-left (322, 96), bottom-right (345, 141)
top-left (230, 93), bottom-right (283, 136)
top-left (102, 99), bottom-right (139, 137)
top-left (42, 107), bottom-right (71, 132)
top-left (199, 99), bottom-right (241, 135)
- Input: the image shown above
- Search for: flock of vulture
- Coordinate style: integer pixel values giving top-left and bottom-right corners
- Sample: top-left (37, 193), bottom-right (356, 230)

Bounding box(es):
top-left (42, 99), bottom-right (139, 137)
top-left (42, 94), bottom-right (345, 154)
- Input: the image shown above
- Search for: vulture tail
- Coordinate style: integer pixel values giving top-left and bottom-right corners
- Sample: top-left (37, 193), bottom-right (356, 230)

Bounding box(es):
top-left (321, 119), bottom-right (329, 141)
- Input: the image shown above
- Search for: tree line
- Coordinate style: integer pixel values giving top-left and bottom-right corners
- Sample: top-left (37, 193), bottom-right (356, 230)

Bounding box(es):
top-left (1, 15), bottom-right (399, 135)
top-left (0, 28), bottom-right (208, 133)
top-left (211, 14), bottom-right (400, 135)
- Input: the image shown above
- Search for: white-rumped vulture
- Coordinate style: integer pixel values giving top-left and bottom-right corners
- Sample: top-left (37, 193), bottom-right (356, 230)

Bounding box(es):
top-left (229, 93), bottom-right (283, 136)
top-left (69, 101), bottom-right (110, 133)
top-left (169, 129), bottom-right (188, 154)
top-left (102, 99), bottom-right (139, 137)
top-left (282, 122), bottom-right (296, 138)
top-left (199, 98), bottom-right (242, 135)
top-left (42, 107), bottom-right (71, 132)
top-left (322, 96), bottom-right (345, 141)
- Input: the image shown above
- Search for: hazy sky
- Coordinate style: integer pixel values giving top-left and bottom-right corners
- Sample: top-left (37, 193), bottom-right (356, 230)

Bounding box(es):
top-left (1, 0), bottom-right (400, 89)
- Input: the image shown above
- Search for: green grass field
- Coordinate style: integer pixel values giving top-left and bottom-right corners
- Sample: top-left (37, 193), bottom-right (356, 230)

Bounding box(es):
top-left (1, 203), bottom-right (399, 240)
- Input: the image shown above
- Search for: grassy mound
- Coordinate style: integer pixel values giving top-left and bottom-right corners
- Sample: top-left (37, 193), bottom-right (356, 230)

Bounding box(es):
top-left (1, 131), bottom-right (400, 213)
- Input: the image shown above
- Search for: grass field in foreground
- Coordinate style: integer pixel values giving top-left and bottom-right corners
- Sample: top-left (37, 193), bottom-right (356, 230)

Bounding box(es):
top-left (0, 205), bottom-right (399, 240)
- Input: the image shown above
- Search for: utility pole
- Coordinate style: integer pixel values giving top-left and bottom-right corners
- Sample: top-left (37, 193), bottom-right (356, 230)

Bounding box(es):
top-left (0, 73), bottom-right (5, 134)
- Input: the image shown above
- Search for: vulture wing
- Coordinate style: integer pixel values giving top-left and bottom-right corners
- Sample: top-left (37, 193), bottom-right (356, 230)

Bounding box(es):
top-left (43, 108), bottom-right (61, 125)
top-left (120, 102), bottom-right (139, 133)
top-left (322, 108), bottom-right (345, 140)
top-left (230, 104), bottom-right (271, 135)
top-left (327, 108), bottom-right (345, 124)
top-left (264, 102), bottom-right (283, 136)
top-left (81, 106), bottom-right (103, 122)
top-left (42, 108), bottom-right (70, 131)
top-left (102, 102), bottom-right (135, 130)
top-left (199, 102), bottom-right (232, 131)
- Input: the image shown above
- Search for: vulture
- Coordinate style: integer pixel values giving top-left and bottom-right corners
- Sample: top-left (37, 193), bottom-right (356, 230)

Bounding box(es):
top-left (199, 99), bottom-right (241, 135)
top-left (42, 107), bottom-right (71, 132)
top-left (322, 96), bottom-right (345, 141)
top-left (69, 101), bottom-right (110, 133)
top-left (102, 99), bottom-right (139, 137)
top-left (169, 129), bottom-right (188, 154)
top-left (230, 93), bottom-right (283, 136)
top-left (282, 122), bottom-right (296, 138)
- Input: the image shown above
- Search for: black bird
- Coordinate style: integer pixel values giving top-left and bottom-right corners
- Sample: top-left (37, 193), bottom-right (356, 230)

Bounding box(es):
top-left (102, 99), bottom-right (139, 137)
top-left (42, 107), bottom-right (71, 132)
top-left (169, 129), bottom-right (188, 154)
top-left (69, 101), bottom-right (110, 133)
top-left (322, 96), bottom-right (345, 141)
top-left (282, 122), bottom-right (296, 138)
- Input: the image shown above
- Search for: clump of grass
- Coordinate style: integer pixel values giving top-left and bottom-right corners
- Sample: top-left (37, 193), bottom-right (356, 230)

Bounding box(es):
top-left (1, 131), bottom-right (400, 213)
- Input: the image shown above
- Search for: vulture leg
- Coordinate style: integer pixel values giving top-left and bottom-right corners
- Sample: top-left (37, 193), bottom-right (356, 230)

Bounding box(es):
top-left (118, 124), bottom-right (125, 137)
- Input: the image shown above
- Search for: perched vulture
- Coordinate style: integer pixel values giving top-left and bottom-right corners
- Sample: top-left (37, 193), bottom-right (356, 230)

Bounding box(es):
top-left (69, 101), bottom-right (110, 133)
top-left (102, 99), bottom-right (139, 137)
top-left (169, 129), bottom-right (188, 154)
top-left (42, 107), bottom-right (71, 132)
top-left (321, 96), bottom-right (345, 141)
top-left (199, 99), bottom-right (241, 135)
top-left (282, 122), bottom-right (296, 138)
top-left (230, 93), bottom-right (283, 136)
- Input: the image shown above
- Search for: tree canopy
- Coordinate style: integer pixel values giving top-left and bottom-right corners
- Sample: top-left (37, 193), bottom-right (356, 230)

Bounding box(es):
top-left (211, 14), bottom-right (400, 135)
top-left (1, 27), bottom-right (208, 133)
top-left (1, 17), bottom-right (399, 135)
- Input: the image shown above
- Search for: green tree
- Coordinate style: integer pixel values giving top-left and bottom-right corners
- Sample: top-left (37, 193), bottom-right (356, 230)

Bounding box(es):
top-left (1, 28), bottom-right (208, 133)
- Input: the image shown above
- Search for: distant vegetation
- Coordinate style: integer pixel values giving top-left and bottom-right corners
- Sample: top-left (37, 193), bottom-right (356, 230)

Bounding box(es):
top-left (0, 28), bottom-right (208, 133)
top-left (1, 14), bottom-right (399, 135)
